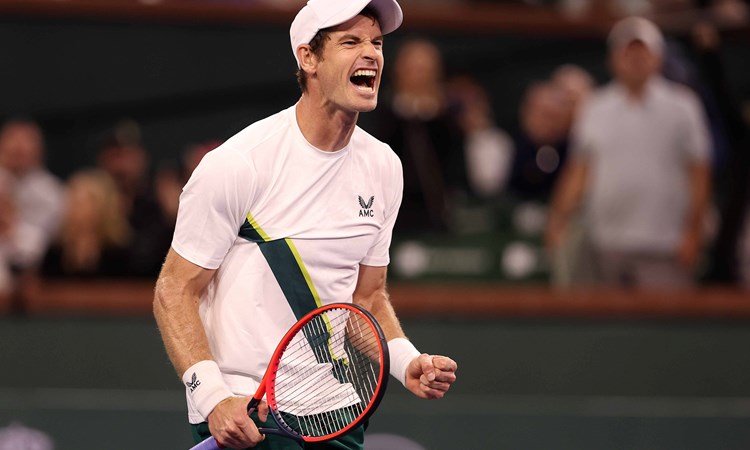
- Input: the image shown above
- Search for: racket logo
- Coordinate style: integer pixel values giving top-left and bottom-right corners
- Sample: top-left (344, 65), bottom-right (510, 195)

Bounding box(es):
top-left (185, 372), bottom-right (201, 392)
top-left (358, 195), bottom-right (374, 218)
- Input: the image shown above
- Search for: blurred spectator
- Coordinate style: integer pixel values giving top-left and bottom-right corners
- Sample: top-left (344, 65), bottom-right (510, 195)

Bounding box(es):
top-left (0, 118), bottom-right (64, 308)
top-left (546, 17), bottom-right (712, 288)
top-left (688, 21), bottom-right (750, 284)
top-left (551, 64), bottom-right (595, 119)
top-left (371, 37), bottom-right (467, 233)
top-left (154, 140), bottom-right (220, 225)
top-left (546, 64), bottom-right (597, 286)
top-left (42, 169), bottom-right (132, 278)
top-left (446, 74), bottom-right (514, 198)
top-left (96, 121), bottom-right (172, 277)
top-left (701, 0), bottom-right (749, 27)
top-left (741, 211), bottom-right (750, 287)
top-left (508, 65), bottom-right (595, 205)
top-left (0, 170), bottom-right (15, 309)
top-left (508, 80), bottom-right (571, 200)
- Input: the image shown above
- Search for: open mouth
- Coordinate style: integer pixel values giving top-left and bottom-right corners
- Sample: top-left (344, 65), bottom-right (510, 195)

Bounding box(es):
top-left (350, 69), bottom-right (376, 91)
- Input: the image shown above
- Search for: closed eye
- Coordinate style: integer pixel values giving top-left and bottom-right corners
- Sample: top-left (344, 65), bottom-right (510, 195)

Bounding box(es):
top-left (339, 36), bottom-right (361, 47)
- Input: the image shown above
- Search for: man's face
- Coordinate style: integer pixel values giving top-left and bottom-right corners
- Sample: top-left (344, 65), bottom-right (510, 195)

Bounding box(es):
top-left (313, 14), bottom-right (384, 113)
top-left (521, 84), bottom-right (569, 145)
top-left (610, 40), bottom-right (661, 88)
top-left (394, 39), bottom-right (442, 93)
top-left (0, 123), bottom-right (43, 175)
top-left (97, 144), bottom-right (147, 191)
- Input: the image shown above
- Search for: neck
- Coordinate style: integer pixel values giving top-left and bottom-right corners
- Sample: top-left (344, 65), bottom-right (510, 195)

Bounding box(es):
top-left (296, 95), bottom-right (358, 152)
top-left (622, 78), bottom-right (651, 101)
top-left (3, 165), bottom-right (31, 178)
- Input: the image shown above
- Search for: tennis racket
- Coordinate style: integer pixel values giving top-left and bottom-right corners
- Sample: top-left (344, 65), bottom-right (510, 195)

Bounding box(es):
top-left (190, 302), bottom-right (389, 449)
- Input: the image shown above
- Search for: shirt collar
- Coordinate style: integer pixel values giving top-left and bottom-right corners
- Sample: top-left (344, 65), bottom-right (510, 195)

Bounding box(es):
top-left (613, 75), bottom-right (666, 108)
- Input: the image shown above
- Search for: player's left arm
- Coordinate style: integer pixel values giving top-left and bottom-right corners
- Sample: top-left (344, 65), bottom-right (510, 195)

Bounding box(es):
top-left (677, 89), bottom-right (713, 270)
top-left (352, 264), bottom-right (457, 399)
top-left (678, 161), bottom-right (711, 269)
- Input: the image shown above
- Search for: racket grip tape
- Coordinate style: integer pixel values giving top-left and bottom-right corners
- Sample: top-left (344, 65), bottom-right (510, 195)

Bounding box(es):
top-left (187, 397), bottom-right (264, 449)
top-left (246, 397), bottom-right (261, 415)
top-left (188, 436), bottom-right (221, 450)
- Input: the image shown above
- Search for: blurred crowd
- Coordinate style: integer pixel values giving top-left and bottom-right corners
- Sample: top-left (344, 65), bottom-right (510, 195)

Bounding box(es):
top-left (0, 117), bottom-right (220, 311)
top-left (1, 9), bottom-right (749, 314)
top-left (371, 14), bottom-right (748, 290)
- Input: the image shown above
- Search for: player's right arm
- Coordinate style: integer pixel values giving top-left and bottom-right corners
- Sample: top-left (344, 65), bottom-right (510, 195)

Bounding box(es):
top-left (153, 248), bottom-right (215, 373)
top-left (153, 248), bottom-right (265, 448)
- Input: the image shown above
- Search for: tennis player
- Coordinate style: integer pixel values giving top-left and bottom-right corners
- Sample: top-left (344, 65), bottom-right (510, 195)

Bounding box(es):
top-left (153, 0), bottom-right (458, 449)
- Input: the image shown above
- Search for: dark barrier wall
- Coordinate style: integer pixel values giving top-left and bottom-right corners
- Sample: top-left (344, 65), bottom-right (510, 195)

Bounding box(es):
top-left (2, 316), bottom-right (750, 449)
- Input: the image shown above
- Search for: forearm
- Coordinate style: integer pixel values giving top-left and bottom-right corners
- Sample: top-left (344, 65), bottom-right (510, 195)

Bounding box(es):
top-left (154, 268), bottom-right (236, 418)
top-left (352, 265), bottom-right (422, 386)
top-left (356, 285), bottom-right (458, 400)
top-left (353, 284), bottom-right (406, 342)
top-left (684, 163), bottom-right (711, 237)
top-left (548, 160), bottom-right (588, 226)
top-left (153, 274), bottom-right (214, 377)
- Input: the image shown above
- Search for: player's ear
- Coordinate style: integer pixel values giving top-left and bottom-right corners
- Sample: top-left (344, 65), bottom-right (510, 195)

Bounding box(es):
top-left (297, 45), bottom-right (317, 75)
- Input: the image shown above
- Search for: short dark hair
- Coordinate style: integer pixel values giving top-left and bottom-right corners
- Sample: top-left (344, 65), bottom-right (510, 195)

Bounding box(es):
top-left (295, 6), bottom-right (380, 93)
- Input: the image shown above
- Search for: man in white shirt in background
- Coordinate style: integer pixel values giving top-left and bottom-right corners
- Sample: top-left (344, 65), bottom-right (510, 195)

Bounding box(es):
top-left (546, 16), bottom-right (712, 288)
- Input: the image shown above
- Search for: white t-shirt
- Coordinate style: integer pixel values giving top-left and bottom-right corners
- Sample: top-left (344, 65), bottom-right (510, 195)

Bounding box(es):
top-left (571, 77), bottom-right (710, 254)
top-left (172, 105), bottom-right (403, 423)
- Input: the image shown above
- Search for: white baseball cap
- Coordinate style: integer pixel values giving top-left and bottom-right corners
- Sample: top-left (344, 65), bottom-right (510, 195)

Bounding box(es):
top-left (290, 0), bottom-right (404, 67)
top-left (608, 16), bottom-right (665, 57)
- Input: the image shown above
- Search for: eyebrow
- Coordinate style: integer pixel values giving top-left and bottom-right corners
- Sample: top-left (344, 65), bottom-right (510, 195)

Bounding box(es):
top-left (337, 34), bottom-right (384, 42)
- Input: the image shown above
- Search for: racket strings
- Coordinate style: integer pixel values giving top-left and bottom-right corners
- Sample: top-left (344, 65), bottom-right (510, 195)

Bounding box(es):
top-left (276, 322), bottom-right (366, 434)
top-left (275, 312), bottom-right (377, 402)
top-left (271, 307), bottom-right (383, 438)
top-left (275, 314), bottom-right (376, 411)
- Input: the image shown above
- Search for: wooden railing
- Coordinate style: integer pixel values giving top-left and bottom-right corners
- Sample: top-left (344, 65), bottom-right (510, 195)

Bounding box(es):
top-left (6, 278), bottom-right (749, 319)
top-left (1, 0), bottom-right (747, 47)
top-left (1, 0), bottom-right (747, 48)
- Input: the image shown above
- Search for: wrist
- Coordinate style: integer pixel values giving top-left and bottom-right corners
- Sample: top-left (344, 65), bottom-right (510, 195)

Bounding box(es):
top-left (388, 338), bottom-right (421, 386)
top-left (182, 360), bottom-right (234, 419)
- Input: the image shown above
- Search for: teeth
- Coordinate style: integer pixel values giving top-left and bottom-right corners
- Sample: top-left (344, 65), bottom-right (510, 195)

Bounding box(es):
top-left (352, 69), bottom-right (376, 77)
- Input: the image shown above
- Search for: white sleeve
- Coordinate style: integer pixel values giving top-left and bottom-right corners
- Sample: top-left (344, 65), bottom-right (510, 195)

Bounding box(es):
top-left (171, 146), bottom-right (256, 270)
top-left (465, 126), bottom-right (514, 197)
top-left (361, 151), bottom-right (403, 267)
top-left (9, 173), bottom-right (65, 269)
top-left (678, 90), bottom-right (711, 164)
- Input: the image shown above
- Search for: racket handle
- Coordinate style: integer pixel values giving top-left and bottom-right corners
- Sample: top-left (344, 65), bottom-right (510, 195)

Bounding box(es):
top-left (187, 398), bottom-right (271, 449)
top-left (246, 396), bottom-right (260, 414)
top-left (188, 436), bottom-right (221, 450)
